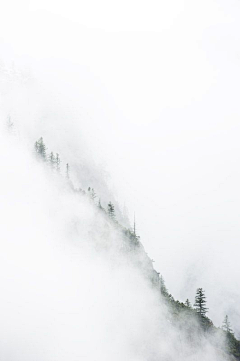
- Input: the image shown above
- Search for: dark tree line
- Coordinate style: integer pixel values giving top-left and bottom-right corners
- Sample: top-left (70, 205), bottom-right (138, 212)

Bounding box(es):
top-left (33, 138), bottom-right (136, 232)
top-left (35, 137), bottom-right (69, 177)
top-left (161, 282), bottom-right (237, 341)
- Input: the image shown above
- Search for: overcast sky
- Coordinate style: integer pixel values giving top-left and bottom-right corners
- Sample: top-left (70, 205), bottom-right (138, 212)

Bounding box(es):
top-left (1, 0), bottom-right (240, 334)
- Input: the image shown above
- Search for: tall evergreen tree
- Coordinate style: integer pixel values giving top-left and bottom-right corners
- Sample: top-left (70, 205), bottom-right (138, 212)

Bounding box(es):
top-left (185, 299), bottom-right (192, 308)
top-left (108, 202), bottom-right (115, 220)
top-left (66, 163), bottom-right (70, 179)
top-left (222, 315), bottom-right (233, 334)
top-left (194, 288), bottom-right (208, 317)
top-left (98, 199), bottom-right (103, 209)
top-left (55, 153), bottom-right (60, 172)
top-left (48, 152), bottom-right (55, 168)
top-left (133, 213), bottom-right (136, 236)
top-left (35, 137), bottom-right (47, 161)
top-left (159, 275), bottom-right (168, 296)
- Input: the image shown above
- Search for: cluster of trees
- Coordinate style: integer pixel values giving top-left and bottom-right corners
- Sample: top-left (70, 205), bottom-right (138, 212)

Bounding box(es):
top-left (34, 137), bottom-right (69, 176)
top-left (192, 288), bottom-right (235, 339)
top-left (34, 138), bottom-right (136, 234)
top-left (158, 281), bottom-right (240, 358)
top-left (34, 136), bottom-right (239, 359)
top-left (176, 286), bottom-right (234, 335)
top-left (87, 188), bottom-right (116, 221)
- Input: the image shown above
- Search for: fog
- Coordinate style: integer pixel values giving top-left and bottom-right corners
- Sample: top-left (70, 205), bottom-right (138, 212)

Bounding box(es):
top-left (0, 0), bottom-right (240, 357)
top-left (0, 106), bottom-right (230, 360)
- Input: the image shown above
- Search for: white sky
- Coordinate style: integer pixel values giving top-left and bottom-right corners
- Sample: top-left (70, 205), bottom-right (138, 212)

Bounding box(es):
top-left (1, 0), bottom-right (240, 333)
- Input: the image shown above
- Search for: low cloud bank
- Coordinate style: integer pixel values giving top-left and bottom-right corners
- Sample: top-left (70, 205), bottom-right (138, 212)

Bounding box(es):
top-left (0, 75), bottom-right (232, 360)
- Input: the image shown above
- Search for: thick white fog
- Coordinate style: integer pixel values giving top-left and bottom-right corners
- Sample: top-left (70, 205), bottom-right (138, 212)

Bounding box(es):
top-left (0, 0), bottom-right (240, 357)
top-left (0, 103), bottom-right (230, 361)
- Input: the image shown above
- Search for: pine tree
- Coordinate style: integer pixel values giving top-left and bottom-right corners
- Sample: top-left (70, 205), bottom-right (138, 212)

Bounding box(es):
top-left (133, 213), bottom-right (137, 237)
top-left (159, 275), bottom-right (168, 296)
top-left (38, 137), bottom-right (47, 159)
top-left (98, 199), bottom-right (103, 209)
top-left (48, 152), bottom-right (55, 168)
top-left (222, 315), bottom-right (233, 334)
top-left (194, 288), bottom-right (208, 317)
top-left (66, 163), bottom-right (70, 179)
top-left (88, 187), bottom-right (96, 200)
top-left (108, 202), bottom-right (115, 220)
top-left (185, 299), bottom-right (192, 308)
top-left (35, 137), bottom-right (47, 161)
top-left (55, 153), bottom-right (60, 172)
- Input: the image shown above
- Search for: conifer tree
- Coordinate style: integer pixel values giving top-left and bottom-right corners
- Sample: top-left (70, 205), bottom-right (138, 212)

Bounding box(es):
top-left (222, 315), bottom-right (233, 334)
top-left (66, 163), bottom-right (70, 179)
top-left (159, 275), bottom-right (168, 296)
top-left (48, 152), bottom-right (55, 168)
top-left (185, 299), bottom-right (192, 308)
top-left (98, 199), bottom-right (103, 209)
top-left (55, 153), bottom-right (60, 172)
top-left (194, 288), bottom-right (208, 317)
top-left (108, 202), bottom-right (115, 220)
top-left (35, 137), bottom-right (47, 161)
top-left (88, 187), bottom-right (96, 200)
top-left (133, 213), bottom-right (137, 237)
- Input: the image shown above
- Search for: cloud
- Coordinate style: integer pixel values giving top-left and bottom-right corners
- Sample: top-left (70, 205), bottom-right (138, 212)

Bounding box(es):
top-left (0, 65), bottom-right (232, 361)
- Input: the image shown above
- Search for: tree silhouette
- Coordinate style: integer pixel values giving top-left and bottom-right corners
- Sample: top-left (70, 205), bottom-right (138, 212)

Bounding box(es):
top-left (66, 163), bottom-right (70, 179)
top-left (88, 187), bottom-right (96, 200)
top-left (222, 315), bottom-right (233, 334)
top-left (35, 137), bottom-right (47, 161)
top-left (55, 153), bottom-right (60, 172)
top-left (159, 275), bottom-right (168, 296)
top-left (194, 288), bottom-right (208, 317)
top-left (98, 199), bottom-right (103, 209)
top-left (185, 299), bottom-right (192, 308)
top-left (108, 202), bottom-right (115, 220)
top-left (48, 152), bottom-right (55, 168)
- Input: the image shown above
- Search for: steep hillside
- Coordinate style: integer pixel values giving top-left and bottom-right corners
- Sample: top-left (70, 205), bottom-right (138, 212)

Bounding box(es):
top-left (0, 100), bottom-right (239, 360)
top-left (24, 134), bottom-right (240, 360)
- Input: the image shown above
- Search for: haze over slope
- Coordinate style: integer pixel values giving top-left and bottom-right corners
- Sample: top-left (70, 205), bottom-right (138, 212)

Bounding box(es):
top-left (1, 0), bottom-right (240, 347)
top-left (0, 88), bottom-right (233, 360)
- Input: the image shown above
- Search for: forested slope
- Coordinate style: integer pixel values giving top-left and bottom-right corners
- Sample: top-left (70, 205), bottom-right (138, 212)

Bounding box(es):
top-left (32, 134), bottom-right (240, 361)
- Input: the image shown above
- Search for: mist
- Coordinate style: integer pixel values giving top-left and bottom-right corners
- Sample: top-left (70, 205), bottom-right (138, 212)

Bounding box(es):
top-left (0, 104), bottom-right (230, 360)
top-left (1, 0), bottom-right (240, 358)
